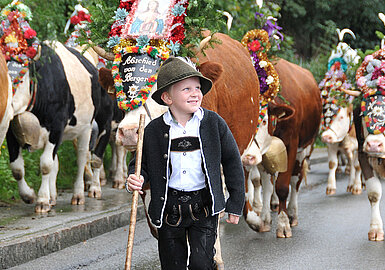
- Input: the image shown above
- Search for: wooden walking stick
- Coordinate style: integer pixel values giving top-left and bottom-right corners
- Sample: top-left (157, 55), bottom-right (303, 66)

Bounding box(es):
top-left (125, 114), bottom-right (146, 270)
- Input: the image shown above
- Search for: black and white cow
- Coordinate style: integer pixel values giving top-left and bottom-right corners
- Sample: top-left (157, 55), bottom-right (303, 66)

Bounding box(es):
top-left (7, 41), bottom-right (113, 213)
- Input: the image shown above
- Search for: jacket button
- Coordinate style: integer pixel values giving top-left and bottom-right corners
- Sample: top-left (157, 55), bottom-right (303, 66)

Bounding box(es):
top-left (164, 133), bottom-right (168, 138)
top-left (163, 176), bottom-right (166, 180)
top-left (160, 197), bottom-right (165, 201)
top-left (155, 220), bottom-right (160, 224)
top-left (163, 154), bottom-right (168, 159)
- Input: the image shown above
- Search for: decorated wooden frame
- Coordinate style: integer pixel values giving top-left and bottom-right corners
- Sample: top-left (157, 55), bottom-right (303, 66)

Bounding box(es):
top-left (121, 0), bottom-right (176, 40)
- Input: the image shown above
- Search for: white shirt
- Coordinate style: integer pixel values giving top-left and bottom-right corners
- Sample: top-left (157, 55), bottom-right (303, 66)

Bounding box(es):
top-left (163, 108), bottom-right (206, 191)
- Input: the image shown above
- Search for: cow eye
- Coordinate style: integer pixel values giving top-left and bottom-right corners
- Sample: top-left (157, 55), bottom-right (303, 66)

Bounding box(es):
top-left (262, 120), bottom-right (267, 125)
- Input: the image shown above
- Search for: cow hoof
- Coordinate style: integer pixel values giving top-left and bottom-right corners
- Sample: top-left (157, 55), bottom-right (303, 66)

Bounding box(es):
top-left (112, 180), bottom-right (125, 189)
top-left (21, 195), bottom-right (36, 204)
top-left (50, 198), bottom-right (57, 206)
top-left (259, 223), bottom-right (271, 232)
top-left (71, 195), bottom-right (85, 205)
top-left (276, 227), bottom-right (292, 238)
top-left (368, 229), bottom-right (384, 241)
top-left (290, 218), bottom-right (298, 227)
top-left (350, 187), bottom-right (362, 195)
top-left (270, 203), bottom-right (279, 212)
top-left (88, 189), bottom-right (101, 199)
top-left (35, 203), bottom-right (51, 213)
top-left (326, 188), bottom-right (336, 195)
top-left (215, 261), bottom-right (225, 270)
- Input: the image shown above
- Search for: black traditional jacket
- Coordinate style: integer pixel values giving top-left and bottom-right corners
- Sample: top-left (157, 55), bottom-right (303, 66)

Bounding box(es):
top-left (129, 108), bottom-right (245, 228)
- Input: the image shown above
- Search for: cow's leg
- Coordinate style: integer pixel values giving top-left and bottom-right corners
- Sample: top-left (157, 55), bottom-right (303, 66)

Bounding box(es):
top-left (244, 169), bottom-right (263, 231)
top-left (48, 155), bottom-right (59, 206)
top-left (88, 125), bottom-right (111, 198)
top-left (71, 131), bottom-right (91, 205)
top-left (287, 150), bottom-right (306, 227)
top-left (36, 142), bottom-right (56, 213)
top-left (213, 217), bottom-right (224, 270)
top-left (348, 150), bottom-right (362, 195)
top-left (366, 176), bottom-right (384, 241)
top-left (100, 163), bottom-right (107, 186)
top-left (276, 142), bottom-right (298, 238)
top-left (112, 144), bottom-right (128, 189)
top-left (7, 130), bottom-right (36, 203)
top-left (326, 144), bottom-right (338, 195)
top-left (270, 184), bottom-right (279, 212)
top-left (259, 167), bottom-right (274, 232)
top-left (11, 151), bottom-right (37, 204)
top-left (250, 166), bottom-right (262, 214)
top-left (88, 153), bottom-right (102, 198)
top-left (108, 140), bottom-right (117, 180)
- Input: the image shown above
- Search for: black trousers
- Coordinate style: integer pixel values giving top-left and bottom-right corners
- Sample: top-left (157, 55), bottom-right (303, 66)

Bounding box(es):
top-left (158, 188), bottom-right (218, 270)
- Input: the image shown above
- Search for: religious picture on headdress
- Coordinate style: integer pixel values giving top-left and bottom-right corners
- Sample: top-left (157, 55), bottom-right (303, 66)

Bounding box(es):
top-left (122, 0), bottom-right (175, 40)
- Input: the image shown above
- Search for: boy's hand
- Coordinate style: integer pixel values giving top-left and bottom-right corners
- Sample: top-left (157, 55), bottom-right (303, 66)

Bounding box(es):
top-left (226, 214), bottom-right (240, 224)
top-left (126, 174), bottom-right (144, 194)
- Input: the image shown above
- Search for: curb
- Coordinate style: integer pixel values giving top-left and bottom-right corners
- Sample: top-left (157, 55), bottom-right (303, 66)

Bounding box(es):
top-left (0, 202), bottom-right (145, 269)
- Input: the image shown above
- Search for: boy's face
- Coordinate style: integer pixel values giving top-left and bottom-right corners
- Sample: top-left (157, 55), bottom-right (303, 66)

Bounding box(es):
top-left (161, 77), bottom-right (203, 116)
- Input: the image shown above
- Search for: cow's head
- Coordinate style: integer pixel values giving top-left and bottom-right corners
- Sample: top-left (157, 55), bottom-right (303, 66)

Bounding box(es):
top-left (321, 106), bottom-right (351, 144)
top-left (242, 107), bottom-right (271, 169)
top-left (361, 93), bottom-right (385, 157)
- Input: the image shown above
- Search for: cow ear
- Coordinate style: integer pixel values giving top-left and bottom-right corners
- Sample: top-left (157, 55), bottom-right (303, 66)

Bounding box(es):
top-left (268, 103), bottom-right (295, 121)
top-left (98, 67), bottom-right (115, 98)
top-left (199, 61), bottom-right (224, 84)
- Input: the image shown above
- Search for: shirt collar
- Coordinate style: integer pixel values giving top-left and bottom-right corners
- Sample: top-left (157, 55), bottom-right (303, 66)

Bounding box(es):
top-left (163, 107), bottom-right (204, 126)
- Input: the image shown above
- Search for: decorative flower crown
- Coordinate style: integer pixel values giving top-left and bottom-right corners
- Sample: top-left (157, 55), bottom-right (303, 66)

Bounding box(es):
top-left (356, 48), bottom-right (385, 135)
top-left (107, 0), bottom-right (189, 112)
top-left (356, 48), bottom-right (385, 97)
top-left (0, 1), bottom-right (39, 61)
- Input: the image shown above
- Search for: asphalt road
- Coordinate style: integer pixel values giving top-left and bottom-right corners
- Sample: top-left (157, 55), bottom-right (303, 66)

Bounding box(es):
top-left (10, 162), bottom-right (385, 270)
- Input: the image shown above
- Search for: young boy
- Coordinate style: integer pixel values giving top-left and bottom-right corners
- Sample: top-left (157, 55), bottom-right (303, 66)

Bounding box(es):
top-left (126, 56), bottom-right (245, 270)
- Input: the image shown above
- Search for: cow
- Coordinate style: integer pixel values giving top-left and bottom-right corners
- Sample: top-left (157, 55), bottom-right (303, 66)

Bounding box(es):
top-left (6, 41), bottom-right (114, 213)
top-left (267, 58), bottom-right (322, 238)
top-left (319, 29), bottom-right (362, 195)
top-left (0, 53), bottom-right (12, 147)
top-left (350, 48), bottom-right (385, 241)
top-left (241, 110), bottom-right (287, 233)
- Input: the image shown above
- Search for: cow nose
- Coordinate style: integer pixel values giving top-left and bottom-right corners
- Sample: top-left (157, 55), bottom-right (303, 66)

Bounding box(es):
top-left (321, 134), bottom-right (333, 144)
top-left (242, 155), bottom-right (257, 166)
top-left (366, 141), bottom-right (384, 153)
top-left (117, 126), bottom-right (139, 148)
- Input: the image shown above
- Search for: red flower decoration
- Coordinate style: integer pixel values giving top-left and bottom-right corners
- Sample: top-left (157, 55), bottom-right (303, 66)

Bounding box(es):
top-left (70, 15), bottom-right (80, 25)
top-left (248, 40), bottom-right (262, 52)
top-left (78, 11), bottom-right (91, 22)
top-left (26, 46), bottom-right (37, 58)
top-left (24, 28), bottom-right (37, 39)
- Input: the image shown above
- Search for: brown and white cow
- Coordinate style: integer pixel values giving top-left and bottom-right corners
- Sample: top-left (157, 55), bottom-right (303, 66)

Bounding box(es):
top-left (351, 48), bottom-right (385, 241)
top-left (319, 30), bottom-right (362, 195)
top-left (0, 53), bottom-right (12, 146)
top-left (269, 58), bottom-right (322, 238)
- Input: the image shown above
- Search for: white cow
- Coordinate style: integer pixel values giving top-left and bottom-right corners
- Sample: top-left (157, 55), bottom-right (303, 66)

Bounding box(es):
top-left (320, 106), bottom-right (362, 195)
top-left (241, 110), bottom-right (286, 232)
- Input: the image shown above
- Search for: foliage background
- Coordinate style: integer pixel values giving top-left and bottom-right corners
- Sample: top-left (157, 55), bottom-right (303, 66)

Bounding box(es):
top-left (0, 0), bottom-right (384, 202)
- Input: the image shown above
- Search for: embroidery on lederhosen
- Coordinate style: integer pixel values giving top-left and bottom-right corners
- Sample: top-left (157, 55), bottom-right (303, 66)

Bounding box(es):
top-left (170, 136), bottom-right (200, 152)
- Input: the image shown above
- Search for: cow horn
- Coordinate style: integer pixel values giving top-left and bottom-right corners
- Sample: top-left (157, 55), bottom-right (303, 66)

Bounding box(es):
top-left (217, 10), bottom-right (233, 31)
top-left (379, 13), bottom-right (385, 26)
top-left (33, 45), bottom-right (41, 61)
top-left (340, 88), bottom-right (360, 97)
top-left (89, 42), bottom-right (115, 61)
top-left (336, 28), bottom-right (356, 42)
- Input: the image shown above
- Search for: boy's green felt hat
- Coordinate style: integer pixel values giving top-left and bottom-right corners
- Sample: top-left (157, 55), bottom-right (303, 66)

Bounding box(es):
top-left (152, 57), bottom-right (213, 105)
